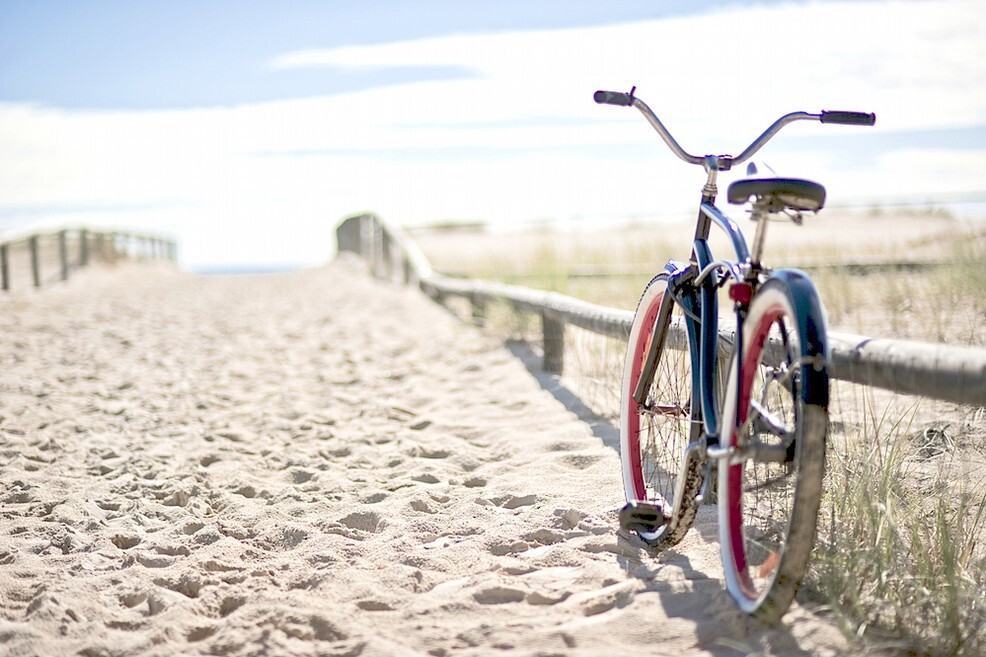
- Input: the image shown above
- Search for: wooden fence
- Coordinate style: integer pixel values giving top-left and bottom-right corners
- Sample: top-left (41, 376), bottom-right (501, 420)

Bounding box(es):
top-left (336, 212), bottom-right (986, 407)
top-left (0, 226), bottom-right (177, 292)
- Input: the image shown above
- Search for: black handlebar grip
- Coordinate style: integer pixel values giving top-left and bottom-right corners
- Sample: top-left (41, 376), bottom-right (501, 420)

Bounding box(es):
top-left (594, 90), bottom-right (634, 106)
top-left (820, 110), bottom-right (876, 126)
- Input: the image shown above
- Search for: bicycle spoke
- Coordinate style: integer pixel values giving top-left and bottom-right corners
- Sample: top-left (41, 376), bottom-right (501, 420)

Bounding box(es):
top-left (620, 273), bottom-right (706, 550)
top-left (640, 401), bottom-right (690, 418)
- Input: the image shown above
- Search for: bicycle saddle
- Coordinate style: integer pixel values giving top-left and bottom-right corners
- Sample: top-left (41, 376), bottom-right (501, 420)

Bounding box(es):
top-left (727, 177), bottom-right (826, 212)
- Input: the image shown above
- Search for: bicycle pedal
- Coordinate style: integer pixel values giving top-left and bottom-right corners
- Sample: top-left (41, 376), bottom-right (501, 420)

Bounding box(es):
top-left (619, 501), bottom-right (669, 535)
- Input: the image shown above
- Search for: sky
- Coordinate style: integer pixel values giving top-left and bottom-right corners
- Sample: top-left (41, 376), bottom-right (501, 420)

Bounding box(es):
top-left (1, 0), bottom-right (985, 271)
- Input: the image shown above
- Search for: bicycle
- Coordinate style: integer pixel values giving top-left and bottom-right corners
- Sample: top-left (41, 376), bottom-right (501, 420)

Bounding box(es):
top-left (594, 87), bottom-right (874, 621)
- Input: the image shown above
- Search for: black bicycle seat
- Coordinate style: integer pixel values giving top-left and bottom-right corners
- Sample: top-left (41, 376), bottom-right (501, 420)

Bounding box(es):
top-left (727, 177), bottom-right (826, 212)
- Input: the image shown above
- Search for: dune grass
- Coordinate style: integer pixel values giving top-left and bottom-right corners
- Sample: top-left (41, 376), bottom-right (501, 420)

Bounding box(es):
top-left (413, 214), bottom-right (986, 655)
top-left (814, 391), bottom-right (986, 656)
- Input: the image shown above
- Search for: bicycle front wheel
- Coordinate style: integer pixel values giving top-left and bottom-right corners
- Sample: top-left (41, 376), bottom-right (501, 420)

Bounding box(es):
top-left (620, 272), bottom-right (703, 549)
top-left (718, 273), bottom-right (829, 621)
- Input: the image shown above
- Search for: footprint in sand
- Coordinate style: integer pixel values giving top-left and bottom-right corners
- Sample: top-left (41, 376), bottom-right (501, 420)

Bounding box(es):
top-left (153, 573), bottom-right (203, 599)
top-left (410, 491), bottom-right (450, 514)
top-left (526, 590), bottom-right (571, 605)
top-left (558, 453), bottom-right (603, 470)
top-left (218, 595), bottom-right (246, 617)
top-left (356, 599), bottom-right (395, 611)
top-left (254, 524), bottom-right (310, 551)
top-left (290, 469), bottom-right (316, 484)
top-left (233, 485), bottom-right (257, 499)
top-left (162, 489), bottom-right (191, 507)
top-left (337, 511), bottom-right (384, 533)
top-left (119, 590), bottom-right (148, 609)
top-left (524, 528), bottom-right (566, 545)
top-left (412, 447), bottom-right (450, 459)
top-left (472, 586), bottom-right (526, 605)
top-left (477, 494), bottom-right (537, 510)
top-left (504, 494), bottom-right (537, 509)
top-left (152, 543), bottom-right (191, 557)
top-left (514, 566), bottom-right (582, 606)
top-left (489, 541), bottom-right (530, 556)
top-left (181, 521), bottom-right (205, 535)
top-left (131, 543), bottom-right (177, 567)
top-left (552, 508), bottom-right (586, 530)
top-left (566, 580), bottom-right (638, 616)
top-left (186, 625), bottom-right (218, 642)
top-left (111, 534), bottom-right (141, 550)
top-left (273, 613), bottom-right (347, 642)
top-left (410, 499), bottom-right (437, 514)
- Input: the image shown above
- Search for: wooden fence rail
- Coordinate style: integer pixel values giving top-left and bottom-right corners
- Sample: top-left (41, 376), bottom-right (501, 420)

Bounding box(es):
top-left (336, 213), bottom-right (986, 407)
top-left (0, 226), bottom-right (177, 292)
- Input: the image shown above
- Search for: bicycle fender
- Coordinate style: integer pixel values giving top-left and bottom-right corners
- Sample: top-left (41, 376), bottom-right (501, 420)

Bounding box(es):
top-left (764, 269), bottom-right (830, 407)
top-left (693, 239), bottom-right (721, 438)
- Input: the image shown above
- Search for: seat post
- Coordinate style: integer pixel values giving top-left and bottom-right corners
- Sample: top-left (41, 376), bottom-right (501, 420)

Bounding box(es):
top-left (750, 201), bottom-right (770, 267)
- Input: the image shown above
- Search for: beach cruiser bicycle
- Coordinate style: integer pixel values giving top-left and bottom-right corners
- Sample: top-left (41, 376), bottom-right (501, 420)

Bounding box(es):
top-left (594, 87), bottom-right (874, 621)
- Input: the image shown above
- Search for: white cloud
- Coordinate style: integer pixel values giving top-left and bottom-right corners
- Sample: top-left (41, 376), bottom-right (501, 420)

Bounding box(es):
top-left (1, 0), bottom-right (984, 270)
top-left (267, 0), bottom-right (986, 136)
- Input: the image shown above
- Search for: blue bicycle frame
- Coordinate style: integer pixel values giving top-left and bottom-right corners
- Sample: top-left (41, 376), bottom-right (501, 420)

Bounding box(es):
top-left (663, 201), bottom-right (752, 450)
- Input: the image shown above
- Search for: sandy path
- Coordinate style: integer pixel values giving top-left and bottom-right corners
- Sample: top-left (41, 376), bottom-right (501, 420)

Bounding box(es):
top-left (0, 257), bottom-right (846, 656)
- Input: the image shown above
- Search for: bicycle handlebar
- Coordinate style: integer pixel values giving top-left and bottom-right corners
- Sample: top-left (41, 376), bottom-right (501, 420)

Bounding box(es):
top-left (594, 88), bottom-right (876, 170)
top-left (820, 110), bottom-right (877, 126)
top-left (593, 90), bottom-right (634, 106)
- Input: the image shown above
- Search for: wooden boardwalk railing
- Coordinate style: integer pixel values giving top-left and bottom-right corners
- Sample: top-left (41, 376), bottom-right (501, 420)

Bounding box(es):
top-left (336, 213), bottom-right (986, 407)
top-left (0, 226), bottom-right (177, 292)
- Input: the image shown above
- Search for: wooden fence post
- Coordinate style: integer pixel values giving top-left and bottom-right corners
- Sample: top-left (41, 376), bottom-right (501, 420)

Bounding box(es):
top-left (80, 229), bottom-right (89, 267)
top-left (402, 255), bottom-right (413, 285)
top-left (359, 215), bottom-right (374, 270)
top-left (59, 230), bottom-right (69, 281)
top-left (30, 235), bottom-right (41, 287)
top-left (542, 311), bottom-right (565, 374)
top-left (1, 243), bottom-right (9, 291)
top-left (381, 229), bottom-right (393, 281)
top-left (470, 293), bottom-right (487, 327)
top-left (335, 216), bottom-right (361, 255)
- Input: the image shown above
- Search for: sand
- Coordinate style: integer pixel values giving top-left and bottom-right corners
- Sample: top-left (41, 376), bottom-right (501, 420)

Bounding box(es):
top-left (0, 256), bottom-right (847, 656)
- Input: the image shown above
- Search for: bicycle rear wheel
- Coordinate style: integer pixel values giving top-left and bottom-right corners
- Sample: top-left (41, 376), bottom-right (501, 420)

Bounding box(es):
top-left (718, 274), bottom-right (828, 621)
top-left (620, 273), bottom-right (703, 549)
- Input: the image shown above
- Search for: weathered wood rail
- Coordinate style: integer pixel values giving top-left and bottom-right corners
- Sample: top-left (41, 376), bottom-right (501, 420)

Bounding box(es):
top-left (336, 212), bottom-right (986, 407)
top-left (0, 226), bottom-right (177, 292)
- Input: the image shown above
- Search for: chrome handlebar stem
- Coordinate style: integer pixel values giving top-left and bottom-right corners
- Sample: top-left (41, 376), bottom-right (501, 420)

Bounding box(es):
top-left (629, 98), bottom-right (821, 172)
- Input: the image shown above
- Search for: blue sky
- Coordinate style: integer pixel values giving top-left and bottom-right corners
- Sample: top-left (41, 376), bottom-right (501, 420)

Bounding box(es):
top-left (1, 0), bottom-right (984, 270)
top-left (1, 1), bottom-right (776, 108)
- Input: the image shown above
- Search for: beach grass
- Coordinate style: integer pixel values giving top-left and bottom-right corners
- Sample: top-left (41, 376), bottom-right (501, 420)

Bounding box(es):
top-left (813, 391), bottom-right (986, 656)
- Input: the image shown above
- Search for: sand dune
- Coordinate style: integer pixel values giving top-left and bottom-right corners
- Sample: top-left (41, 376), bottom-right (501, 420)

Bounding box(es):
top-left (0, 257), bottom-right (845, 656)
